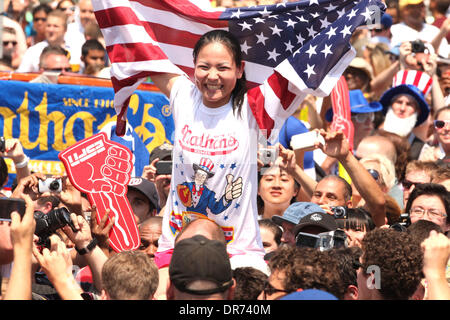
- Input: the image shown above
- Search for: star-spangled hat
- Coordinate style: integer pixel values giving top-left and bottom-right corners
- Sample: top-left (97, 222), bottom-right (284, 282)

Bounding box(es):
top-left (379, 70), bottom-right (431, 127)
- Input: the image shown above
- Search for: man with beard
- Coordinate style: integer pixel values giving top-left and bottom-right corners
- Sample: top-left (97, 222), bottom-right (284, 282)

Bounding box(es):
top-left (379, 69), bottom-right (432, 160)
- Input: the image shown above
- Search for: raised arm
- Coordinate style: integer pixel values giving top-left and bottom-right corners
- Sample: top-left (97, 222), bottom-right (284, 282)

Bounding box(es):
top-left (318, 130), bottom-right (386, 227)
top-left (150, 73), bottom-right (182, 99)
top-left (4, 194), bottom-right (35, 300)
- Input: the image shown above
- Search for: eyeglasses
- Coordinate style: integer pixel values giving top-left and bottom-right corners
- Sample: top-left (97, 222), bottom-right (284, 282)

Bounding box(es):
top-left (367, 169), bottom-right (381, 182)
top-left (3, 41), bottom-right (17, 46)
top-left (434, 119), bottom-right (450, 130)
top-left (351, 112), bottom-right (375, 124)
top-left (402, 179), bottom-right (424, 190)
top-left (410, 207), bottom-right (447, 218)
top-left (262, 280), bottom-right (291, 300)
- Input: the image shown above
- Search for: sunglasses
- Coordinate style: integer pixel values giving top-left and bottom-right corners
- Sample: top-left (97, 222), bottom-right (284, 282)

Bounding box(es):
top-left (402, 179), bottom-right (424, 190)
top-left (34, 17), bottom-right (47, 22)
top-left (45, 67), bottom-right (70, 72)
top-left (434, 119), bottom-right (450, 129)
top-left (3, 41), bottom-right (17, 46)
top-left (351, 112), bottom-right (375, 124)
top-left (262, 280), bottom-right (291, 300)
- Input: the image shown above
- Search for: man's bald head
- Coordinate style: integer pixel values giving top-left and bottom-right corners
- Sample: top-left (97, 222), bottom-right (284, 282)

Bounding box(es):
top-left (175, 219), bottom-right (226, 245)
top-left (355, 135), bottom-right (397, 165)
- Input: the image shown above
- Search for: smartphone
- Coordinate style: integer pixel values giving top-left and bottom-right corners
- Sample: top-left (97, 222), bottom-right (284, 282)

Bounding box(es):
top-left (156, 160), bottom-right (172, 175)
top-left (0, 197), bottom-right (26, 221)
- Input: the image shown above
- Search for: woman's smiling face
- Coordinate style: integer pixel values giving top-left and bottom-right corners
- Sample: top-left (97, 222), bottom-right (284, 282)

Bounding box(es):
top-left (194, 42), bottom-right (244, 108)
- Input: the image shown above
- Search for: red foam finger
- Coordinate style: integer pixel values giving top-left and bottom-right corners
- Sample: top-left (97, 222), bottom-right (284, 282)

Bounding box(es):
top-left (59, 132), bottom-right (140, 252)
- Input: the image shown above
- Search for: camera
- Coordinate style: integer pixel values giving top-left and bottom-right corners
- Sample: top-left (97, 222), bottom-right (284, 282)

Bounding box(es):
top-left (398, 212), bottom-right (411, 228)
top-left (410, 40), bottom-right (426, 53)
top-left (38, 178), bottom-right (62, 193)
top-left (34, 207), bottom-right (77, 247)
top-left (258, 148), bottom-right (277, 167)
top-left (0, 137), bottom-right (5, 153)
top-left (296, 229), bottom-right (348, 251)
top-left (331, 206), bottom-right (348, 219)
top-left (156, 160), bottom-right (173, 175)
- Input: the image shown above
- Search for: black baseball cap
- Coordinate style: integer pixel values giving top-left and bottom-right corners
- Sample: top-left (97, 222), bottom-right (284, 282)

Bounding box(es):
top-left (293, 212), bottom-right (338, 237)
top-left (149, 143), bottom-right (173, 164)
top-left (169, 235), bottom-right (233, 295)
top-left (127, 177), bottom-right (159, 209)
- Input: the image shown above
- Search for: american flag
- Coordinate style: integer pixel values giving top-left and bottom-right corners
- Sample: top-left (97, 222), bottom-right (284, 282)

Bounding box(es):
top-left (94, 0), bottom-right (385, 136)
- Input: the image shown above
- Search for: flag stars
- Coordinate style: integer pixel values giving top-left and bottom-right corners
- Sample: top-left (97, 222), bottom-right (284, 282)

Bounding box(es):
top-left (361, 7), bottom-right (374, 22)
top-left (307, 25), bottom-right (317, 37)
top-left (305, 44), bottom-right (317, 58)
top-left (326, 26), bottom-right (337, 39)
top-left (304, 64), bottom-right (316, 78)
top-left (337, 8), bottom-right (346, 18)
top-left (298, 15), bottom-right (308, 23)
top-left (238, 21), bottom-right (252, 31)
top-left (259, 6), bottom-right (270, 17)
top-left (325, 3), bottom-right (337, 11)
top-left (241, 41), bottom-right (252, 54)
top-left (284, 18), bottom-right (297, 28)
top-left (284, 40), bottom-right (295, 53)
top-left (269, 24), bottom-right (283, 36)
top-left (321, 44), bottom-right (332, 58)
top-left (256, 32), bottom-right (269, 45)
top-left (347, 8), bottom-right (358, 19)
top-left (231, 8), bottom-right (243, 19)
top-left (267, 48), bottom-right (281, 62)
top-left (296, 33), bottom-right (305, 45)
top-left (319, 17), bottom-right (331, 29)
top-left (253, 17), bottom-right (265, 24)
top-left (340, 25), bottom-right (352, 38)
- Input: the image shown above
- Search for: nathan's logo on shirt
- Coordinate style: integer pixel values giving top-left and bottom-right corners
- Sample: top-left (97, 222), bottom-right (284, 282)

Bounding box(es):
top-left (179, 124), bottom-right (239, 155)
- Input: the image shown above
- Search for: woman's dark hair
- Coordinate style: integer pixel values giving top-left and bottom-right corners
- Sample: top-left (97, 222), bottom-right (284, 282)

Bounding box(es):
top-left (193, 30), bottom-right (247, 117)
top-left (258, 218), bottom-right (282, 245)
top-left (33, 3), bottom-right (52, 16)
top-left (336, 207), bottom-right (376, 232)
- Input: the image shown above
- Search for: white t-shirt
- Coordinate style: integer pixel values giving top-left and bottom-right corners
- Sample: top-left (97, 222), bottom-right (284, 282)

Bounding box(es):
top-left (157, 75), bottom-right (304, 257)
top-left (390, 22), bottom-right (449, 58)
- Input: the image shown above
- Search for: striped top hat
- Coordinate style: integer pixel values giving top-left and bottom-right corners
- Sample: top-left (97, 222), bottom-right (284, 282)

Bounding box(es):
top-left (193, 157), bottom-right (215, 177)
top-left (379, 70), bottom-right (432, 127)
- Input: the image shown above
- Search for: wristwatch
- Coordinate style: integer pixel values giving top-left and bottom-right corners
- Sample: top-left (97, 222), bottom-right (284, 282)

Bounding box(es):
top-left (75, 238), bottom-right (98, 255)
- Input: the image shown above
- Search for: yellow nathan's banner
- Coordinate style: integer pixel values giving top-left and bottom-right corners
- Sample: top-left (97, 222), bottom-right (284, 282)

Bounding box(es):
top-left (0, 80), bottom-right (174, 188)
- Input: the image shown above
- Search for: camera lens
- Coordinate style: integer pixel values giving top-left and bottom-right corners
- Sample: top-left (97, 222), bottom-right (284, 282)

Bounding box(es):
top-left (332, 206), bottom-right (346, 219)
top-left (49, 179), bottom-right (60, 191)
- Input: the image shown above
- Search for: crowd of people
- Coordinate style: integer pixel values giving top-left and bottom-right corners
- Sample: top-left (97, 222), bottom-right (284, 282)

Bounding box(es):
top-left (0, 0), bottom-right (449, 302)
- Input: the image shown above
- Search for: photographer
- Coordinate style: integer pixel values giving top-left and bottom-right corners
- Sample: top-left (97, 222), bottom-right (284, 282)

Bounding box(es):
top-left (390, 0), bottom-right (449, 59)
top-left (277, 131), bottom-right (387, 227)
top-left (141, 143), bottom-right (173, 214)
